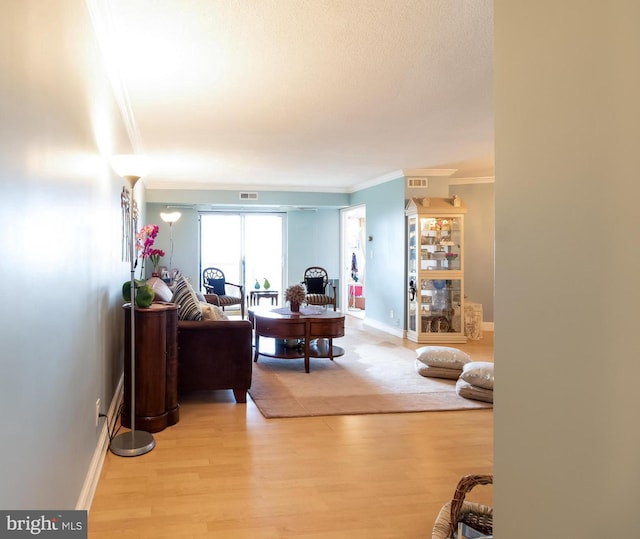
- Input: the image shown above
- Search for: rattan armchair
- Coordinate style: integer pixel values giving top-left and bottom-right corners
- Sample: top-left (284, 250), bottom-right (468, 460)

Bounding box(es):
top-left (431, 474), bottom-right (493, 539)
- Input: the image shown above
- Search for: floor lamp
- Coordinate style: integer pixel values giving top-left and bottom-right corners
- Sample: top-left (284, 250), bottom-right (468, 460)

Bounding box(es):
top-left (110, 154), bottom-right (155, 457)
top-left (160, 211), bottom-right (181, 281)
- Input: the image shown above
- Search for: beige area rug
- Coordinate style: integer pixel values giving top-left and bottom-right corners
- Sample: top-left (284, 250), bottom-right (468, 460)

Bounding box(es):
top-left (248, 322), bottom-right (492, 418)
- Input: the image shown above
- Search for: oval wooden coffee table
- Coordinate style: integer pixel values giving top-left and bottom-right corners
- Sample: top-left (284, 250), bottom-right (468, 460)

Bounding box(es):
top-left (248, 306), bottom-right (345, 373)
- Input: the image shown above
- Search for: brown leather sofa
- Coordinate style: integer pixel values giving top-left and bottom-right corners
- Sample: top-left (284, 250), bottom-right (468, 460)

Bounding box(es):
top-left (148, 276), bottom-right (253, 403)
top-left (177, 319), bottom-right (253, 403)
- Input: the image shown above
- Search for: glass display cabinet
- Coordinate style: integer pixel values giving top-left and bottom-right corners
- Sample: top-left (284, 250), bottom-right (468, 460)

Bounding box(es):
top-left (406, 196), bottom-right (467, 343)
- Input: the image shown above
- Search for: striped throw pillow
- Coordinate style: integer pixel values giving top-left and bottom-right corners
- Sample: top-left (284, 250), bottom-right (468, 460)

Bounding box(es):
top-left (171, 275), bottom-right (203, 321)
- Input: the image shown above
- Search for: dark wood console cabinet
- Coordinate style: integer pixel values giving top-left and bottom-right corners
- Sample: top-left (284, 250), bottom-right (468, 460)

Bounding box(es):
top-left (121, 302), bottom-right (179, 433)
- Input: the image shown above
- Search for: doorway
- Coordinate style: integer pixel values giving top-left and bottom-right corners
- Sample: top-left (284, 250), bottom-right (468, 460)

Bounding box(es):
top-left (340, 205), bottom-right (366, 318)
top-left (200, 213), bottom-right (285, 309)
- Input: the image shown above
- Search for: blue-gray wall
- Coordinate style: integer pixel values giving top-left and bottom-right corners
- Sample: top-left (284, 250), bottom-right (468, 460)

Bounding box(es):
top-left (1, 1), bottom-right (134, 509)
top-left (350, 179), bottom-right (407, 329)
top-left (286, 209), bottom-right (340, 286)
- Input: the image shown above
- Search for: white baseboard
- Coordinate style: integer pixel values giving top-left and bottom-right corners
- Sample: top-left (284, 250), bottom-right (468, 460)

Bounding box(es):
top-left (364, 318), bottom-right (494, 338)
top-left (76, 374), bottom-right (124, 512)
top-left (482, 321), bottom-right (494, 332)
top-left (363, 317), bottom-right (404, 338)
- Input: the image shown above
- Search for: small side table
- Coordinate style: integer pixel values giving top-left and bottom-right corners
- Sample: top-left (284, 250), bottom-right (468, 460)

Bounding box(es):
top-left (122, 302), bottom-right (179, 433)
top-left (249, 290), bottom-right (279, 306)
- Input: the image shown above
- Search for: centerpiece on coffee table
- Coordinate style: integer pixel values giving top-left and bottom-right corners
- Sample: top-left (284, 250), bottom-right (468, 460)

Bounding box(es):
top-left (284, 283), bottom-right (306, 313)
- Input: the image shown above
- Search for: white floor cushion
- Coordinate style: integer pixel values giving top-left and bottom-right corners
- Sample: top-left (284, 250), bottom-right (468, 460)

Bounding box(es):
top-left (460, 361), bottom-right (494, 390)
top-left (456, 378), bottom-right (493, 403)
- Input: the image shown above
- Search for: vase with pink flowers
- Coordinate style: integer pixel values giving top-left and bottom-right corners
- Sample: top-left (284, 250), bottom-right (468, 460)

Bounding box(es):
top-left (136, 224), bottom-right (164, 278)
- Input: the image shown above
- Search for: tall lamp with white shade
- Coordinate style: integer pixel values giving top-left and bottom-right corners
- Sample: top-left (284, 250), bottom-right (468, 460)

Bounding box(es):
top-left (160, 211), bottom-right (181, 282)
top-left (110, 154), bottom-right (155, 457)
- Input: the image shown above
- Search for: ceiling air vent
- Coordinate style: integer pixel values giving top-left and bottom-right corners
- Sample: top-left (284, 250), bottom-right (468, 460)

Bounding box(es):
top-left (407, 177), bottom-right (428, 188)
top-left (239, 192), bottom-right (258, 200)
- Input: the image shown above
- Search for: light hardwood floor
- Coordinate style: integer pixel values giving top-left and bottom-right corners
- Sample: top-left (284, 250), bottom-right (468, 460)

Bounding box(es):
top-left (89, 319), bottom-right (493, 539)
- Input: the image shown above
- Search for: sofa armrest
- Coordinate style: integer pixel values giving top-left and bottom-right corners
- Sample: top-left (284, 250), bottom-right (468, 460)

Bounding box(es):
top-left (177, 320), bottom-right (253, 400)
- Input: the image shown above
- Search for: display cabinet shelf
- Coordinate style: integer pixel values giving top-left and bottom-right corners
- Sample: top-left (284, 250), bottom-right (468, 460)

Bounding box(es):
top-left (406, 197), bottom-right (467, 343)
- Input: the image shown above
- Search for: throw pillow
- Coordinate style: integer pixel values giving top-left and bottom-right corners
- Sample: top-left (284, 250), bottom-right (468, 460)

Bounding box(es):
top-left (200, 302), bottom-right (229, 321)
top-left (207, 277), bottom-right (226, 296)
top-left (415, 346), bottom-right (471, 370)
top-left (460, 361), bottom-right (494, 390)
top-left (171, 275), bottom-right (203, 321)
top-left (456, 378), bottom-right (493, 403)
top-left (415, 361), bottom-right (461, 380)
top-left (147, 277), bottom-right (173, 303)
top-left (305, 277), bottom-right (325, 294)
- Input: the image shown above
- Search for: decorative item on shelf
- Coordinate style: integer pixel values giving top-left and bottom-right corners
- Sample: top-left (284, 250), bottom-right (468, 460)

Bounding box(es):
top-left (254, 279), bottom-right (260, 290)
top-left (285, 283), bottom-right (306, 313)
top-left (263, 278), bottom-right (271, 290)
top-left (445, 252), bottom-right (458, 268)
top-left (110, 153), bottom-right (155, 457)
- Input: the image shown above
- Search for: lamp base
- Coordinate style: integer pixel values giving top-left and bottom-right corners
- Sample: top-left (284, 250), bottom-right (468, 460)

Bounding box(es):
top-left (110, 430), bottom-right (155, 457)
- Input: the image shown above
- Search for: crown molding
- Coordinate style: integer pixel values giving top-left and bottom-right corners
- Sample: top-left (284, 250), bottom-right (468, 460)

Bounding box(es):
top-left (143, 180), bottom-right (351, 194)
top-left (350, 168), bottom-right (458, 193)
top-left (404, 168), bottom-right (458, 177)
top-left (449, 176), bottom-right (495, 185)
top-left (144, 171), bottom-right (493, 193)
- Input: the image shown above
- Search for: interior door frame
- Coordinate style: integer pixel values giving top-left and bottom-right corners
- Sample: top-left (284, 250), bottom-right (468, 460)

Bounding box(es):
top-left (339, 204), bottom-right (366, 315)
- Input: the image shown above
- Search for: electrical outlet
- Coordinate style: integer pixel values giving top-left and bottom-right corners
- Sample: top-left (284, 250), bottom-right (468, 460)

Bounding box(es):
top-left (95, 398), bottom-right (101, 427)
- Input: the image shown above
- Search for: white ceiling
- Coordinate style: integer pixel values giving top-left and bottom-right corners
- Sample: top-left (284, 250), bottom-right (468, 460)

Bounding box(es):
top-left (90, 0), bottom-right (493, 192)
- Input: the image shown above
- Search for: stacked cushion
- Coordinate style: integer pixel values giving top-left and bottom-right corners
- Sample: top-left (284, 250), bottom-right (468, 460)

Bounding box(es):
top-left (147, 275), bottom-right (229, 322)
top-left (456, 361), bottom-right (494, 403)
top-left (200, 301), bottom-right (229, 321)
top-left (415, 346), bottom-right (472, 380)
top-left (171, 274), bottom-right (203, 321)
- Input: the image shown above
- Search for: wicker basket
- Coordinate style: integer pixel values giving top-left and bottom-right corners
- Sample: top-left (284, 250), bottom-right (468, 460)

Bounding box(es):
top-left (431, 474), bottom-right (493, 539)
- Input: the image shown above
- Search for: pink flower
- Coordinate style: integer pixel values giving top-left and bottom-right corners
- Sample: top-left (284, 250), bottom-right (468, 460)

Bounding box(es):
top-left (135, 224), bottom-right (164, 276)
top-left (136, 224), bottom-right (160, 259)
